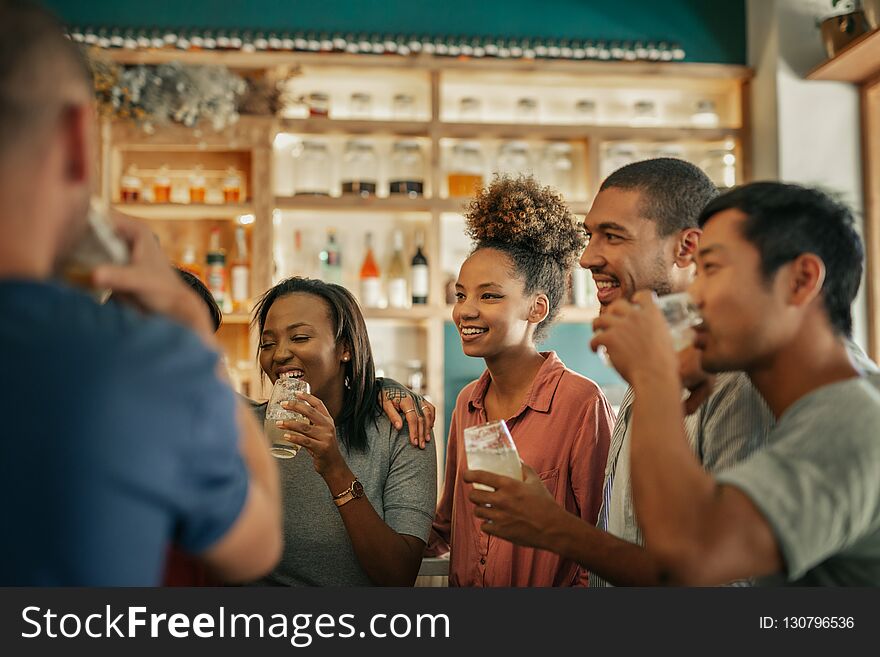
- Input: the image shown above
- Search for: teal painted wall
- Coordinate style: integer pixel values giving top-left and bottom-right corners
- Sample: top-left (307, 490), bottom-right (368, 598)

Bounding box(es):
top-left (44, 0), bottom-right (745, 64)
top-left (443, 321), bottom-right (624, 439)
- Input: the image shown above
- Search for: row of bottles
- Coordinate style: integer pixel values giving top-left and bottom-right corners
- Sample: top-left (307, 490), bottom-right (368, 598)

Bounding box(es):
top-left (294, 140), bottom-right (426, 198)
top-left (601, 142), bottom-right (737, 189)
top-left (292, 91), bottom-right (722, 127)
top-left (300, 91), bottom-right (419, 120)
top-left (358, 230), bottom-right (429, 309)
top-left (296, 229), bottom-right (429, 309)
top-left (120, 165), bottom-right (244, 204)
top-left (287, 138), bottom-right (576, 198)
top-left (447, 141), bottom-right (574, 197)
top-left (178, 226), bottom-right (250, 314)
top-left (448, 95), bottom-right (722, 127)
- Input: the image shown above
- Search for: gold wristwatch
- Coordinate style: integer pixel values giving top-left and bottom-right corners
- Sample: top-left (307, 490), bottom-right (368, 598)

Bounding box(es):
top-left (332, 478), bottom-right (365, 508)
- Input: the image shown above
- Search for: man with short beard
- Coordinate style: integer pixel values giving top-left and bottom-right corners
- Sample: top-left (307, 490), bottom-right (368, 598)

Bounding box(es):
top-left (462, 159), bottom-right (875, 586)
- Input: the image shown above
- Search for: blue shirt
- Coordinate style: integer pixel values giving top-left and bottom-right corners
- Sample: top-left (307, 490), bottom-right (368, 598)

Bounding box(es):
top-left (0, 280), bottom-right (248, 585)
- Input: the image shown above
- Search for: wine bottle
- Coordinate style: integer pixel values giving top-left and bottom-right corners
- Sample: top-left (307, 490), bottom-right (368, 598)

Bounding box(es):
top-left (411, 230), bottom-right (429, 305)
top-left (359, 232), bottom-right (382, 308)
top-left (387, 230), bottom-right (408, 309)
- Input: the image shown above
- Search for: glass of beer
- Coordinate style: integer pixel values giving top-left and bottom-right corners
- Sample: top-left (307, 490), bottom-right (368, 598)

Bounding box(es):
top-left (654, 291), bottom-right (702, 351)
top-left (463, 420), bottom-right (522, 491)
top-left (265, 374), bottom-right (310, 459)
top-left (597, 291), bottom-right (702, 365)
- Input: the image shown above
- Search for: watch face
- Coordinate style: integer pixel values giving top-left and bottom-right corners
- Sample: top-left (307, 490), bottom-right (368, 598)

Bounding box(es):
top-left (352, 480), bottom-right (365, 497)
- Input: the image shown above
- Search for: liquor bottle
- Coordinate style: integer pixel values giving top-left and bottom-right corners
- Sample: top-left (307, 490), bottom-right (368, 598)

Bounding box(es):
top-left (189, 165), bottom-right (206, 203)
top-left (411, 231), bottom-right (429, 305)
top-left (359, 232), bottom-right (382, 308)
top-left (319, 229), bottom-right (342, 285)
top-left (206, 227), bottom-right (229, 312)
top-left (387, 230), bottom-right (408, 309)
top-left (289, 228), bottom-right (304, 277)
top-left (120, 165), bottom-right (142, 202)
top-left (153, 165), bottom-right (171, 203)
top-left (179, 244), bottom-right (202, 281)
top-left (230, 225), bottom-right (250, 313)
top-left (223, 167), bottom-right (242, 203)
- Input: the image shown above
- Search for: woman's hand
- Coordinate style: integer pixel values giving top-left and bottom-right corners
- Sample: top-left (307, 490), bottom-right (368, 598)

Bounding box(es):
top-left (277, 393), bottom-right (349, 481)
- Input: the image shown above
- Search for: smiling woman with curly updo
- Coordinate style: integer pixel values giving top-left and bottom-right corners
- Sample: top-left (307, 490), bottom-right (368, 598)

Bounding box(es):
top-left (426, 175), bottom-right (614, 587)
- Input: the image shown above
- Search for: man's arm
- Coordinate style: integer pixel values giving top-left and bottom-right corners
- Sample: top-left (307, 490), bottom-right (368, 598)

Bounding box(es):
top-left (590, 293), bottom-right (783, 585)
top-left (94, 214), bottom-right (282, 582)
top-left (464, 465), bottom-right (673, 586)
top-left (628, 367), bottom-right (783, 584)
top-left (199, 396), bottom-right (282, 582)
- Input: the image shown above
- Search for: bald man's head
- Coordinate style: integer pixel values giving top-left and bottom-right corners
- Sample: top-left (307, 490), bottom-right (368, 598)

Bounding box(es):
top-left (0, 0), bottom-right (93, 162)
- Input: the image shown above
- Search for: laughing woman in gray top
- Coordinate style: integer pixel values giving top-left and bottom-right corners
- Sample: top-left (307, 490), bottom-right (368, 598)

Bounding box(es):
top-left (251, 277), bottom-right (436, 586)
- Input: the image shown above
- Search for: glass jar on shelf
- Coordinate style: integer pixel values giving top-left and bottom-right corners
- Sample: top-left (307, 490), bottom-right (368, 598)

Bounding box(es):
top-left (120, 165), bottom-right (142, 202)
top-left (574, 99), bottom-right (597, 124)
top-left (515, 97), bottom-right (539, 123)
top-left (458, 96), bottom-right (482, 122)
top-left (306, 92), bottom-right (330, 118)
top-left (222, 167), bottom-right (243, 203)
top-left (699, 148), bottom-right (737, 190)
top-left (392, 93), bottom-right (416, 120)
top-left (691, 99), bottom-right (720, 128)
top-left (389, 140), bottom-right (425, 197)
top-left (447, 141), bottom-right (484, 197)
top-left (349, 92), bottom-right (373, 119)
top-left (405, 360), bottom-right (426, 396)
top-left (495, 141), bottom-right (532, 177)
top-left (601, 143), bottom-right (641, 180)
top-left (630, 99), bottom-right (660, 127)
top-left (341, 139), bottom-right (378, 197)
top-left (189, 165), bottom-right (206, 203)
top-left (294, 141), bottom-right (332, 196)
top-left (152, 165), bottom-right (171, 203)
top-left (541, 142), bottom-right (574, 196)
top-left (649, 143), bottom-right (686, 160)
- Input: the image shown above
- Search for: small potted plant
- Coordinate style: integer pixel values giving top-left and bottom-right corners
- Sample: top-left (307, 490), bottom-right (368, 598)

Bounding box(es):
top-left (822, 0), bottom-right (870, 57)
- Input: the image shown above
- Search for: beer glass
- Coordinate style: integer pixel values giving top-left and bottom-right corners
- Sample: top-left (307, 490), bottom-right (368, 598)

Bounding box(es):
top-left (463, 420), bottom-right (522, 491)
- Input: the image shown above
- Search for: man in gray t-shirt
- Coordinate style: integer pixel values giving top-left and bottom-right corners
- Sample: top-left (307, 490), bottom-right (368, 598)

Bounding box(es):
top-left (593, 182), bottom-right (880, 586)
top-left (717, 373), bottom-right (880, 586)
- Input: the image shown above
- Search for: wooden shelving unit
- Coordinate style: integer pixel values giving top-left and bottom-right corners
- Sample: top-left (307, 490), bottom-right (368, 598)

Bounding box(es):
top-left (98, 48), bottom-right (751, 460)
top-left (111, 202), bottom-right (255, 220)
top-left (808, 31), bottom-right (880, 362)
top-left (808, 29), bottom-right (880, 85)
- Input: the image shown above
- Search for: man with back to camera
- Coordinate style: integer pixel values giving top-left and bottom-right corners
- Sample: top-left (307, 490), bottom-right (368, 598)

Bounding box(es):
top-left (0, 0), bottom-right (281, 585)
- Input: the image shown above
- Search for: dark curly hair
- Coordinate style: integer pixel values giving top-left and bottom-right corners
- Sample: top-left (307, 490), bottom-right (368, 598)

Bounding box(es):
top-left (464, 174), bottom-right (586, 342)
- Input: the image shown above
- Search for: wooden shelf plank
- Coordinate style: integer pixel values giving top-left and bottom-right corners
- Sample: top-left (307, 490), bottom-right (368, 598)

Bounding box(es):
top-left (274, 195), bottom-right (434, 212)
top-left (221, 313), bottom-right (252, 325)
top-left (279, 118), bottom-right (430, 136)
top-left (363, 306), bottom-right (437, 321)
top-left (808, 29), bottom-right (880, 84)
top-left (273, 196), bottom-right (590, 214)
top-left (277, 117), bottom-right (740, 141)
top-left (436, 122), bottom-right (739, 141)
top-left (113, 202), bottom-right (254, 220)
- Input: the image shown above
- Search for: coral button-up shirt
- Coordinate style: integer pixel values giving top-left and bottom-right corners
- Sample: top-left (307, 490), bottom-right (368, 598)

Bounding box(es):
top-left (428, 352), bottom-right (614, 587)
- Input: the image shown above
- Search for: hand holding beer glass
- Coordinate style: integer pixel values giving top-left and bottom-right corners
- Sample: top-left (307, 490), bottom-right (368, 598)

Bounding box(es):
top-left (597, 291), bottom-right (701, 365)
top-left (464, 420), bottom-right (523, 491)
top-left (265, 373), bottom-right (311, 459)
